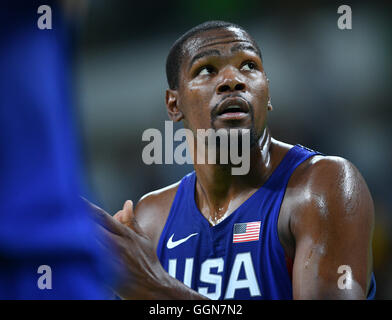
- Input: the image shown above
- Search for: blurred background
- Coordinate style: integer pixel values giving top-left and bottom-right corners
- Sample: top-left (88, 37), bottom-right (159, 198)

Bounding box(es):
top-left (70, 1), bottom-right (391, 298)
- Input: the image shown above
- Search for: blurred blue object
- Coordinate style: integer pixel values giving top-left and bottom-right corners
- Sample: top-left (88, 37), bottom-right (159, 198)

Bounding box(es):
top-left (0, 1), bottom-right (114, 299)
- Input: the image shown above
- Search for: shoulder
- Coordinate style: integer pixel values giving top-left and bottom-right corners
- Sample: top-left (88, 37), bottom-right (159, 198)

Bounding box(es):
top-left (287, 154), bottom-right (375, 240)
top-left (134, 180), bottom-right (181, 248)
top-left (291, 154), bottom-right (372, 204)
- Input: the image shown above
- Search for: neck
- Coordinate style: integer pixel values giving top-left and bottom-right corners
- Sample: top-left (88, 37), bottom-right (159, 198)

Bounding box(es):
top-left (193, 127), bottom-right (273, 225)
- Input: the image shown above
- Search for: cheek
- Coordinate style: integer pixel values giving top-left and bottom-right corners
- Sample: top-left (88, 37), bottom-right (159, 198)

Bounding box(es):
top-left (186, 80), bottom-right (216, 104)
top-left (179, 85), bottom-right (214, 128)
top-left (249, 74), bottom-right (269, 102)
top-left (186, 85), bottom-right (206, 102)
top-left (248, 75), bottom-right (269, 126)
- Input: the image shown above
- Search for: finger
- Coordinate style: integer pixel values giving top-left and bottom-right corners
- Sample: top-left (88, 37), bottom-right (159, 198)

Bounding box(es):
top-left (95, 224), bottom-right (136, 257)
top-left (116, 211), bottom-right (132, 228)
top-left (94, 225), bottom-right (118, 254)
top-left (96, 224), bottom-right (122, 243)
top-left (113, 210), bottom-right (124, 222)
top-left (96, 223), bottom-right (142, 262)
top-left (82, 197), bottom-right (113, 227)
top-left (93, 207), bottom-right (143, 246)
top-left (114, 206), bottom-right (133, 228)
top-left (123, 200), bottom-right (134, 220)
top-left (123, 200), bottom-right (133, 211)
top-left (81, 196), bottom-right (125, 236)
top-left (122, 200), bottom-right (146, 235)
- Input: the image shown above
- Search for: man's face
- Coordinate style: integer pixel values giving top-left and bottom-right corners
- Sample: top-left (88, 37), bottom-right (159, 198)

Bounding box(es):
top-left (169, 26), bottom-right (270, 144)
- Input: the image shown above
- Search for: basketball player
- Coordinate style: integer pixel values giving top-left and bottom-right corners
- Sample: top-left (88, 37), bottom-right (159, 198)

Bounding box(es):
top-left (89, 21), bottom-right (376, 299)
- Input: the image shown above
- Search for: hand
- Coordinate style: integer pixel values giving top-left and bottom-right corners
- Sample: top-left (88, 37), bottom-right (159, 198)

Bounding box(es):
top-left (113, 200), bottom-right (134, 229)
top-left (83, 198), bottom-right (169, 299)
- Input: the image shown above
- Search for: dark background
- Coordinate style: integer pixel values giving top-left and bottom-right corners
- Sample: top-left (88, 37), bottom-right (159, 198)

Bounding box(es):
top-left (71, 1), bottom-right (392, 298)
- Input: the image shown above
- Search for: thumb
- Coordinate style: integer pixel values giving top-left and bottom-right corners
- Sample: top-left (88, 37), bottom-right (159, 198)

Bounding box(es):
top-left (113, 200), bottom-right (134, 228)
top-left (123, 199), bottom-right (133, 213)
top-left (123, 200), bottom-right (145, 236)
top-left (122, 200), bottom-right (134, 222)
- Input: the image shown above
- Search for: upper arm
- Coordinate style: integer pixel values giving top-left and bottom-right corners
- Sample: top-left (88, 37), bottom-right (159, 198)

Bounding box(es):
top-left (133, 182), bottom-right (180, 249)
top-left (290, 156), bottom-right (374, 299)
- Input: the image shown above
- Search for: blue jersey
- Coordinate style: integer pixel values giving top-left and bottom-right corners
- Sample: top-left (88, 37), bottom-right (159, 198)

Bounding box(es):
top-left (157, 145), bottom-right (376, 300)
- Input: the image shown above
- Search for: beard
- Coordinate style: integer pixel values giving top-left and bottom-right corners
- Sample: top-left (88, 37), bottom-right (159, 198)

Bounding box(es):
top-left (210, 100), bottom-right (262, 149)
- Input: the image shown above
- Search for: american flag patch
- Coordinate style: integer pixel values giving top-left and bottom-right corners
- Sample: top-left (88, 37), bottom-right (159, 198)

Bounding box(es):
top-left (233, 221), bottom-right (261, 243)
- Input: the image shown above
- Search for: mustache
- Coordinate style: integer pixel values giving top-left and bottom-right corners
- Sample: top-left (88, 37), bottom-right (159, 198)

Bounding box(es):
top-left (210, 94), bottom-right (254, 120)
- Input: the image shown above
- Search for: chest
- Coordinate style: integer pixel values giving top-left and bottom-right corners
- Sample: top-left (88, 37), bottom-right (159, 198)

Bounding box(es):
top-left (156, 195), bottom-right (288, 299)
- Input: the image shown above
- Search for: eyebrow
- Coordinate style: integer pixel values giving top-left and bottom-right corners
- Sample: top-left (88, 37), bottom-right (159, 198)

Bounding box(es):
top-left (189, 49), bottom-right (221, 70)
top-left (188, 42), bottom-right (261, 71)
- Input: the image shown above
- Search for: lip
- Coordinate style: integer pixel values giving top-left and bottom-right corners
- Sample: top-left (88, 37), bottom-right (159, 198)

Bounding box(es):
top-left (216, 97), bottom-right (250, 120)
top-left (217, 111), bottom-right (249, 120)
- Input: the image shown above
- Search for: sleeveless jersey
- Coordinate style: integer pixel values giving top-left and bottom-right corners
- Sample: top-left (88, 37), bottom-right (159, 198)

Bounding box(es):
top-left (156, 145), bottom-right (376, 300)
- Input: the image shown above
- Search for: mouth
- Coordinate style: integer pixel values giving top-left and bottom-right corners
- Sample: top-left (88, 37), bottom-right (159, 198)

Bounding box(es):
top-left (215, 97), bottom-right (250, 120)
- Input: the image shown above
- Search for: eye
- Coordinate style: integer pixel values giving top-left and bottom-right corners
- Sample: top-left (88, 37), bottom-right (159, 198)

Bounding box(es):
top-left (241, 61), bottom-right (257, 71)
top-left (198, 66), bottom-right (215, 76)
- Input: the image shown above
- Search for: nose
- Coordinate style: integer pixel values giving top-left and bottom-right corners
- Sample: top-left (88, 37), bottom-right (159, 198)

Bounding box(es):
top-left (216, 67), bottom-right (246, 94)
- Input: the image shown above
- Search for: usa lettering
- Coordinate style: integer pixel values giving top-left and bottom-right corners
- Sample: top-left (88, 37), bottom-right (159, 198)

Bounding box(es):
top-left (168, 252), bottom-right (261, 299)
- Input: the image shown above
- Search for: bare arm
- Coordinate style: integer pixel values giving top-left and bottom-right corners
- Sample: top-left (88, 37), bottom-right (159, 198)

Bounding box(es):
top-left (88, 187), bottom-right (208, 300)
top-left (289, 157), bottom-right (374, 299)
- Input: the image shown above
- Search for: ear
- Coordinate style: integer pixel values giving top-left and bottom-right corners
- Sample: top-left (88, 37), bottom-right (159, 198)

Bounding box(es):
top-left (166, 89), bottom-right (184, 122)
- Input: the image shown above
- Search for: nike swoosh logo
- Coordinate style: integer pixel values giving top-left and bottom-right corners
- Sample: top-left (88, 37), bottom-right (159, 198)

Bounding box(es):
top-left (166, 233), bottom-right (198, 249)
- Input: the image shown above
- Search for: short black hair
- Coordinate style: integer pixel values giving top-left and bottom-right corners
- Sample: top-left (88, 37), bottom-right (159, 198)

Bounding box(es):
top-left (166, 20), bottom-right (262, 90)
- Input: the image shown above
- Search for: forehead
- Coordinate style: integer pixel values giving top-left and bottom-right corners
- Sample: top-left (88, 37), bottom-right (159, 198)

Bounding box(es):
top-left (182, 27), bottom-right (256, 62)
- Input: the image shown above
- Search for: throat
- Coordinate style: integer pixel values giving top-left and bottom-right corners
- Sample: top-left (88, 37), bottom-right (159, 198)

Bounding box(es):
top-left (193, 128), bottom-right (274, 226)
